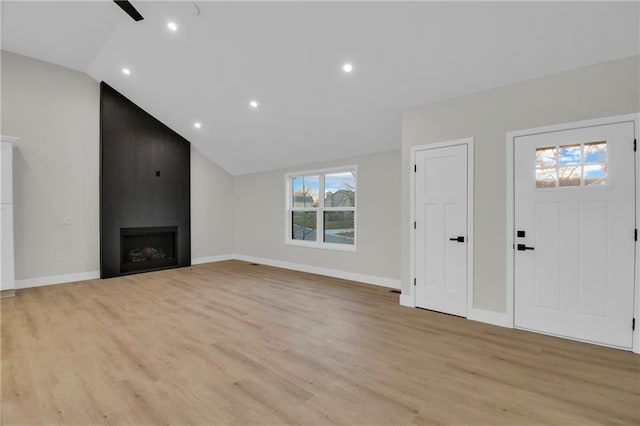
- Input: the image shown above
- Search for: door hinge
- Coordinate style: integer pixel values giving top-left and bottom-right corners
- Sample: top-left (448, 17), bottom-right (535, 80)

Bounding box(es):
top-left (633, 318), bottom-right (636, 331)
top-left (635, 229), bottom-right (638, 242)
top-left (414, 221), bottom-right (416, 229)
top-left (634, 139), bottom-right (637, 152)
top-left (414, 278), bottom-right (416, 286)
top-left (414, 164), bottom-right (417, 173)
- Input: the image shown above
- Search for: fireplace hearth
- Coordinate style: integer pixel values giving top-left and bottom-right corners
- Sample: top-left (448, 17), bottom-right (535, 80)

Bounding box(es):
top-left (120, 227), bottom-right (178, 274)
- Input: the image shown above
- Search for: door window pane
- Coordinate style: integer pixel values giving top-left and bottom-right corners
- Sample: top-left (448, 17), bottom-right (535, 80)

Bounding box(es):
top-left (536, 147), bottom-right (556, 168)
top-left (584, 164), bottom-right (608, 186)
top-left (292, 176), bottom-right (319, 207)
top-left (536, 168), bottom-right (557, 188)
top-left (559, 166), bottom-right (581, 187)
top-left (559, 144), bottom-right (580, 165)
top-left (325, 172), bottom-right (356, 207)
top-left (292, 211), bottom-right (317, 241)
top-left (584, 141), bottom-right (607, 163)
top-left (323, 211), bottom-right (354, 245)
top-left (583, 141), bottom-right (607, 186)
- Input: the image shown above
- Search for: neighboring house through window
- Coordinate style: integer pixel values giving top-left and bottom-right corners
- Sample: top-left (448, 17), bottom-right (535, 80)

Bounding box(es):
top-left (285, 166), bottom-right (357, 251)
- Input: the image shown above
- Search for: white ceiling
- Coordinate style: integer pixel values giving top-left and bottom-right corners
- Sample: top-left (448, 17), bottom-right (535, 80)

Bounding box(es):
top-left (2, 1), bottom-right (639, 175)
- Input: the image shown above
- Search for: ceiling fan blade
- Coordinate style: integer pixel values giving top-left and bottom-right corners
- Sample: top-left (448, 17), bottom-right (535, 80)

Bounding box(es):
top-left (113, 0), bottom-right (144, 22)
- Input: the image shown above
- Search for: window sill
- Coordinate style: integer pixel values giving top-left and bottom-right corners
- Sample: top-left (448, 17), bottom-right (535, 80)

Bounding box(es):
top-left (285, 239), bottom-right (357, 252)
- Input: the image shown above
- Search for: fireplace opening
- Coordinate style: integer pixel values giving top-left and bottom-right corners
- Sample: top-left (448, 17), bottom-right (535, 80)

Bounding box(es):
top-left (120, 226), bottom-right (178, 274)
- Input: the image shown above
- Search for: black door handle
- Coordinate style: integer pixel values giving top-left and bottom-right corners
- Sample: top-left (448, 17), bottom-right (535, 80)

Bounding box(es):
top-left (449, 236), bottom-right (465, 242)
top-left (517, 244), bottom-right (534, 251)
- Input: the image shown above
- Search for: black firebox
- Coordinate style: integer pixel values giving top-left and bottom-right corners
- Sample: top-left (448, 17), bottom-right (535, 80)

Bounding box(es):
top-left (120, 227), bottom-right (178, 274)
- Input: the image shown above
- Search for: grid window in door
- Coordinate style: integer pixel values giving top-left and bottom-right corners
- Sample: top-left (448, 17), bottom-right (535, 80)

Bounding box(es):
top-left (535, 141), bottom-right (608, 189)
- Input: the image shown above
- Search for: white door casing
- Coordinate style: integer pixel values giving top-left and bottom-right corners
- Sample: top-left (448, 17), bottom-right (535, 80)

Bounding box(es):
top-left (513, 122), bottom-right (635, 349)
top-left (413, 140), bottom-right (473, 317)
top-left (0, 138), bottom-right (16, 294)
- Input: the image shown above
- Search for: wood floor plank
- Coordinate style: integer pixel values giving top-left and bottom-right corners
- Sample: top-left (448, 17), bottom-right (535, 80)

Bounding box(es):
top-left (2, 260), bottom-right (639, 425)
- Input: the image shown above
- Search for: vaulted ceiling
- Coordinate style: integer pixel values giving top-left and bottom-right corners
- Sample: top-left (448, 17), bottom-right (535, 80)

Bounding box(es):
top-left (2, 1), bottom-right (639, 175)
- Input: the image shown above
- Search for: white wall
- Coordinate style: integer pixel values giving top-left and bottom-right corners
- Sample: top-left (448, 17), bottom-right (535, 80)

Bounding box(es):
top-left (401, 55), bottom-right (640, 313)
top-left (1, 51), bottom-right (233, 283)
top-left (233, 150), bottom-right (401, 284)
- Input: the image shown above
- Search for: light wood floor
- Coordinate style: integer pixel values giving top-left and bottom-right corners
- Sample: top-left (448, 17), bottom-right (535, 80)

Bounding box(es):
top-left (1, 260), bottom-right (639, 425)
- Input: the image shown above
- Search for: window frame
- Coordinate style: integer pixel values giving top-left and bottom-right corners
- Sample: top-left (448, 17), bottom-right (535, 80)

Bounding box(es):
top-left (285, 165), bottom-right (358, 252)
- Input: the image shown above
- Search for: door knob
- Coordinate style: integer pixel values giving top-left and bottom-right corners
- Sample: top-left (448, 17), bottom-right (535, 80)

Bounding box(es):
top-left (517, 244), bottom-right (534, 251)
top-left (449, 236), bottom-right (465, 242)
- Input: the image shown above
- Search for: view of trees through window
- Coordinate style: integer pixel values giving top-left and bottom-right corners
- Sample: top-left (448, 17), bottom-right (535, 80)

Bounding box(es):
top-left (535, 141), bottom-right (607, 188)
top-left (289, 169), bottom-right (356, 246)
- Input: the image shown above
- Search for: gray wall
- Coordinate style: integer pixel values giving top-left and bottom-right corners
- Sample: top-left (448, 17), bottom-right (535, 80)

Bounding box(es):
top-left (191, 147), bottom-right (234, 259)
top-left (401, 55), bottom-right (640, 312)
top-left (233, 150), bottom-right (401, 282)
top-left (2, 50), bottom-right (100, 280)
top-left (1, 50), bottom-right (233, 280)
top-left (5, 48), bottom-right (637, 296)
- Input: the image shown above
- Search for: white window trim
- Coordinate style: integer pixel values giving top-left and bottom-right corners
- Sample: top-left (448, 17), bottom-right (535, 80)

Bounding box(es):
top-left (284, 165), bottom-right (358, 252)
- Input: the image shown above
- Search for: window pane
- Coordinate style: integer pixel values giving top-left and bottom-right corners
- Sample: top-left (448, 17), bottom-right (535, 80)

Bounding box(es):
top-left (584, 163), bottom-right (608, 186)
top-left (292, 176), bottom-right (319, 208)
top-left (292, 211), bottom-right (317, 241)
top-left (584, 141), bottom-right (607, 163)
top-left (325, 171), bottom-right (356, 207)
top-left (535, 147), bottom-right (556, 169)
top-left (323, 211), bottom-right (354, 245)
top-left (559, 166), bottom-right (581, 187)
top-left (558, 144), bottom-right (580, 165)
top-left (536, 168), bottom-right (557, 188)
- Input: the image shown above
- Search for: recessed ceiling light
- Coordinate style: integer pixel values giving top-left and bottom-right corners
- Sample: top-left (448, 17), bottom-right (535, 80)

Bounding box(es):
top-left (342, 63), bottom-right (353, 73)
top-left (122, 68), bottom-right (131, 75)
top-left (168, 22), bottom-right (178, 32)
top-left (194, 122), bottom-right (201, 129)
top-left (249, 100), bottom-right (259, 109)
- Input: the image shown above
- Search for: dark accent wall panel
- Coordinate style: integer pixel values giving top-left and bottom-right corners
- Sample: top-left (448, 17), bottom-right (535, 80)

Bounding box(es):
top-left (100, 82), bottom-right (190, 278)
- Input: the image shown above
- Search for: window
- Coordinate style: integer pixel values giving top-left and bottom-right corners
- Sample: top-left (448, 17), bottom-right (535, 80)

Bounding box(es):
top-left (286, 167), bottom-right (357, 250)
top-left (535, 141), bottom-right (608, 189)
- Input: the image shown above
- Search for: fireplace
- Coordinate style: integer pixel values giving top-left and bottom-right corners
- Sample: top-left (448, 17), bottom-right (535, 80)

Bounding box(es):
top-left (101, 83), bottom-right (190, 278)
top-left (120, 227), bottom-right (178, 274)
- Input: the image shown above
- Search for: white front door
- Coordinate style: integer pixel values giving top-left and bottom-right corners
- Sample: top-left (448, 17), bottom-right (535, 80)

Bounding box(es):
top-left (415, 143), bottom-right (468, 317)
top-left (514, 122), bottom-right (635, 348)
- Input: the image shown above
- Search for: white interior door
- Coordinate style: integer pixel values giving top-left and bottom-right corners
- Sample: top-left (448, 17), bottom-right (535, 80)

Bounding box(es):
top-left (415, 144), bottom-right (468, 317)
top-left (514, 122), bottom-right (635, 348)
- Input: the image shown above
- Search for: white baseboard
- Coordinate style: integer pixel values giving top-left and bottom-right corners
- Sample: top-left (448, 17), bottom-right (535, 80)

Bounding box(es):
top-left (399, 294), bottom-right (414, 307)
top-left (14, 254), bottom-right (400, 291)
top-left (233, 254), bottom-right (401, 289)
top-left (14, 256), bottom-right (235, 290)
top-left (467, 308), bottom-right (513, 328)
top-left (16, 271), bottom-right (100, 290)
top-left (1, 289), bottom-right (16, 298)
top-left (191, 254), bottom-right (235, 265)
top-left (400, 296), bottom-right (513, 328)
